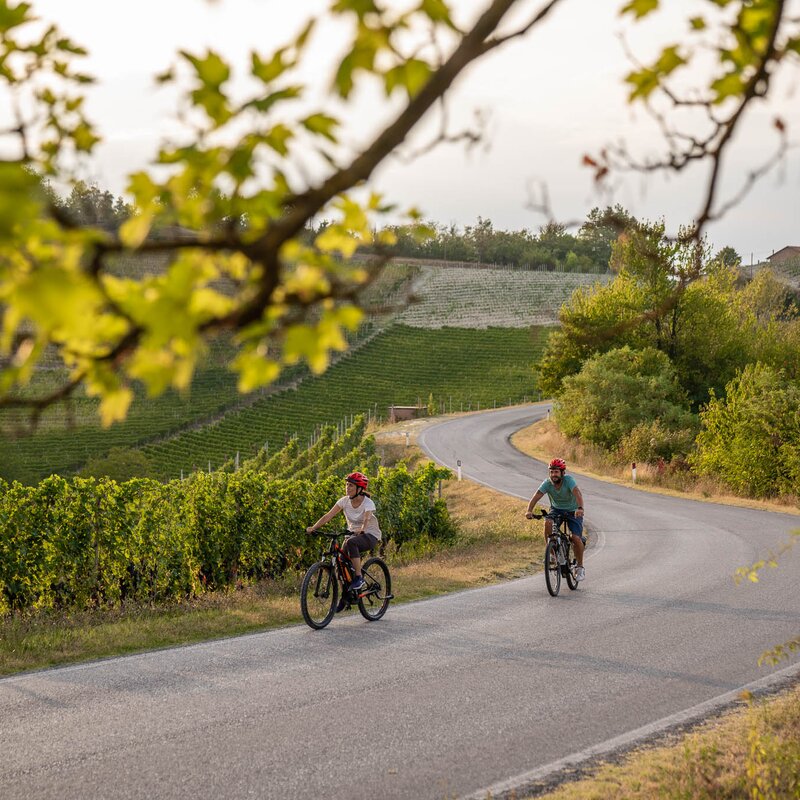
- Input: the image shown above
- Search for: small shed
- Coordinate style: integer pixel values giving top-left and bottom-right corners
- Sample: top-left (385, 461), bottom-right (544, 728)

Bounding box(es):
top-left (388, 405), bottom-right (427, 424)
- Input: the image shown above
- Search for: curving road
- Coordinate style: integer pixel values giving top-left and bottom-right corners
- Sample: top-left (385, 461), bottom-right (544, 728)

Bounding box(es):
top-left (1, 405), bottom-right (799, 800)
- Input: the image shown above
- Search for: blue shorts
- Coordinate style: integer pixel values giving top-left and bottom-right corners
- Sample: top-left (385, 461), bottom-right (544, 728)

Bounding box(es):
top-left (549, 510), bottom-right (585, 543)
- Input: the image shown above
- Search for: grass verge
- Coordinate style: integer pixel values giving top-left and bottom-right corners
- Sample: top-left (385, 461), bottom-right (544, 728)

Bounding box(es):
top-left (532, 685), bottom-right (800, 799)
top-left (0, 454), bottom-right (542, 677)
top-left (512, 419), bottom-right (800, 515)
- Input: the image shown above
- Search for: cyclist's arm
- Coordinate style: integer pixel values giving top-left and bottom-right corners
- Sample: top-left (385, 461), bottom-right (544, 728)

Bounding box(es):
top-left (526, 490), bottom-right (544, 517)
top-left (573, 486), bottom-right (584, 517)
top-left (306, 503), bottom-right (342, 533)
top-left (357, 509), bottom-right (374, 534)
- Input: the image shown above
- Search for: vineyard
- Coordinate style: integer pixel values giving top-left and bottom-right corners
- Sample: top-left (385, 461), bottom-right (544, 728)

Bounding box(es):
top-left (397, 267), bottom-right (612, 328)
top-left (0, 417), bottom-right (453, 614)
top-left (0, 262), bottom-right (602, 484)
top-left (138, 325), bottom-right (549, 480)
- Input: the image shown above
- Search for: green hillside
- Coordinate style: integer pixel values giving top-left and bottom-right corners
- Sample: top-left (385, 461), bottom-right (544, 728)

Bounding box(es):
top-left (140, 325), bottom-right (549, 480)
top-left (1, 262), bottom-right (603, 485)
top-left (0, 344), bottom-right (304, 485)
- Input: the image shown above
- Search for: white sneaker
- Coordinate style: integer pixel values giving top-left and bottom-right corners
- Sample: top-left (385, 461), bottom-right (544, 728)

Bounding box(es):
top-left (575, 566), bottom-right (585, 581)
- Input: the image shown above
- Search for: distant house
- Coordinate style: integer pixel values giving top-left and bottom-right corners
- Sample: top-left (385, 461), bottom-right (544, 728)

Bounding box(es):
top-left (767, 246), bottom-right (800, 265)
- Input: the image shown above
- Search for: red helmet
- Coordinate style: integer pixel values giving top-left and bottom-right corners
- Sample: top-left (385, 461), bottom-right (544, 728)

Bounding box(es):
top-left (346, 471), bottom-right (369, 489)
top-left (548, 458), bottom-right (567, 471)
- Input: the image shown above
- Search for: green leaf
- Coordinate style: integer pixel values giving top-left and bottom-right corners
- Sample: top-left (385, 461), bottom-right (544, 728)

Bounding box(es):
top-left (300, 113), bottom-right (339, 141)
top-left (234, 350), bottom-right (281, 392)
top-left (283, 324), bottom-right (330, 373)
top-left (182, 49), bottom-right (230, 89)
top-left (71, 121), bottom-right (100, 152)
top-left (711, 71), bottom-right (746, 102)
top-left (419, 0), bottom-right (456, 28)
top-left (384, 58), bottom-right (432, 98)
top-left (0, 2), bottom-right (31, 34)
top-left (654, 46), bottom-right (685, 75)
top-left (263, 124), bottom-right (293, 156)
top-left (332, 0), bottom-right (379, 17)
top-left (315, 225), bottom-right (359, 258)
top-left (98, 386), bottom-right (133, 427)
top-left (620, 0), bottom-right (658, 19)
top-left (119, 212), bottom-right (153, 248)
top-left (247, 86), bottom-right (302, 114)
top-left (251, 50), bottom-right (288, 84)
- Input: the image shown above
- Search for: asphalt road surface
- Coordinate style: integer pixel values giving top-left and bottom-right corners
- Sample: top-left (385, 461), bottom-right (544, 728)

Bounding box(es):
top-left (2, 405), bottom-right (799, 800)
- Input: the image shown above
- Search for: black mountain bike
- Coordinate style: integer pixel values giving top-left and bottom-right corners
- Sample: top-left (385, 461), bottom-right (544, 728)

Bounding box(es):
top-left (531, 510), bottom-right (580, 596)
top-left (300, 530), bottom-right (393, 629)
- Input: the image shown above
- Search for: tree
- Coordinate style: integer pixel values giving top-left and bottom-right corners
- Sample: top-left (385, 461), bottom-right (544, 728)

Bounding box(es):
top-left (691, 363), bottom-right (800, 497)
top-left (554, 346), bottom-right (695, 452)
top-left (713, 246), bottom-right (742, 269)
top-left (538, 223), bottom-right (768, 406)
top-left (576, 205), bottom-right (637, 271)
top-left (2, 0), bottom-right (798, 426)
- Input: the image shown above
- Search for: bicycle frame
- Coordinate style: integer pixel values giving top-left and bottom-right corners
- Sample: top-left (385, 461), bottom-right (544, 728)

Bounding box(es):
top-left (311, 530), bottom-right (378, 606)
top-left (545, 513), bottom-right (574, 572)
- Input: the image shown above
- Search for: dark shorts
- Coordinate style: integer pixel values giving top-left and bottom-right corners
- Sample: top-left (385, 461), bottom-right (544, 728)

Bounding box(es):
top-left (343, 533), bottom-right (379, 558)
top-left (550, 511), bottom-right (586, 544)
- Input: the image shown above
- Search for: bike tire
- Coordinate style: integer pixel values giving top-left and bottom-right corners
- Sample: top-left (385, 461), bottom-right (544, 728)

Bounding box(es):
top-left (544, 539), bottom-right (561, 596)
top-left (300, 562), bottom-right (338, 629)
top-left (358, 557), bottom-right (392, 621)
top-left (566, 554), bottom-right (579, 591)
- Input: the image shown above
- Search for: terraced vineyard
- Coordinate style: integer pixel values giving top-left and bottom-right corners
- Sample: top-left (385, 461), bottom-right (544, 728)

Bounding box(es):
top-left (397, 267), bottom-right (612, 328)
top-left (0, 339), bottom-right (306, 485)
top-left (140, 325), bottom-right (549, 480)
top-left (1, 263), bottom-right (604, 484)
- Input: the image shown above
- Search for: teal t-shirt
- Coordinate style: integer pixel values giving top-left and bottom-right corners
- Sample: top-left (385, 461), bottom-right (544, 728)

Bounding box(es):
top-left (537, 474), bottom-right (579, 511)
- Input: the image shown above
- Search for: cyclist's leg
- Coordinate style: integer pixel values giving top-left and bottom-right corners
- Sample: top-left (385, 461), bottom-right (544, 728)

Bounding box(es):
top-left (344, 533), bottom-right (377, 580)
top-left (544, 517), bottom-right (554, 542)
top-left (565, 516), bottom-right (585, 566)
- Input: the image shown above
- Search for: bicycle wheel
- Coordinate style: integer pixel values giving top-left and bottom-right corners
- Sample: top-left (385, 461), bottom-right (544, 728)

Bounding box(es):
top-left (566, 552), bottom-right (579, 591)
top-left (544, 539), bottom-right (561, 596)
top-left (300, 562), bottom-right (338, 629)
top-left (358, 557), bottom-right (392, 621)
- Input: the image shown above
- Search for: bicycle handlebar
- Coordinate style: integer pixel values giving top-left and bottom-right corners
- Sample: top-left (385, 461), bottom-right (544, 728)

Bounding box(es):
top-left (307, 528), bottom-right (348, 539)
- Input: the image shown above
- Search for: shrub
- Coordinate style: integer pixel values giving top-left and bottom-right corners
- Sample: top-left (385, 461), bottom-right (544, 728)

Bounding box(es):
top-left (618, 419), bottom-right (698, 464)
top-left (554, 346), bottom-right (695, 451)
top-left (691, 363), bottom-right (800, 496)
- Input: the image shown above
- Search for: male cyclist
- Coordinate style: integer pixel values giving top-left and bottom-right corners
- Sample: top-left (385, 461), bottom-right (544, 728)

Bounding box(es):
top-left (306, 472), bottom-right (381, 608)
top-left (525, 458), bottom-right (586, 581)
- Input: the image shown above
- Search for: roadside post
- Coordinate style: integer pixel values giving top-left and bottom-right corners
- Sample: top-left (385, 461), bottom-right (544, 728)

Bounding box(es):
top-left (457, 459), bottom-right (462, 481)
top-left (632, 462), bottom-right (637, 483)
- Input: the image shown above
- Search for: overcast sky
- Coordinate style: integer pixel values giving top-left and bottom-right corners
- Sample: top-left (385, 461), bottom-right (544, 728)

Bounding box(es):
top-left (28, 0), bottom-right (800, 262)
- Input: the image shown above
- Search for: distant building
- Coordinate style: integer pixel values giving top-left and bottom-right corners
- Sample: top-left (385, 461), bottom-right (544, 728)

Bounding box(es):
top-left (767, 246), bottom-right (800, 265)
top-left (388, 405), bottom-right (427, 423)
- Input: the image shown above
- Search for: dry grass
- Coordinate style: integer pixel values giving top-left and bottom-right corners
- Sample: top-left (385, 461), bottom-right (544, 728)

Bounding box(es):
top-left (533, 686), bottom-right (800, 799)
top-left (0, 456), bottom-right (545, 676)
top-left (513, 420), bottom-right (800, 516)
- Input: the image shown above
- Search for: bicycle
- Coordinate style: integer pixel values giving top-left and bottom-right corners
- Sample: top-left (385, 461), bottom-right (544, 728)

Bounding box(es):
top-left (530, 510), bottom-right (580, 596)
top-left (300, 529), bottom-right (393, 629)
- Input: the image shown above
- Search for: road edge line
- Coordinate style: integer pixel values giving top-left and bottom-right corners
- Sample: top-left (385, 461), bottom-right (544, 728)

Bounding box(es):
top-left (457, 660), bottom-right (800, 800)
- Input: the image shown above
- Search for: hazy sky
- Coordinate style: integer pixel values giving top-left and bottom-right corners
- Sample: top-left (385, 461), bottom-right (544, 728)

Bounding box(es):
top-left (27, 0), bottom-right (800, 261)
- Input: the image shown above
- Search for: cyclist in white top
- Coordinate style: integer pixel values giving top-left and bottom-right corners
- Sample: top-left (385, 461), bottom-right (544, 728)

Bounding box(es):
top-left (306, 472), bottom-right (382, 596)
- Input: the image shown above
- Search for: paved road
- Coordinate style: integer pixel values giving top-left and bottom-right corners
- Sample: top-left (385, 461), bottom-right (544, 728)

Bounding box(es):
top-left (2, 405), bottom-right (798, 800)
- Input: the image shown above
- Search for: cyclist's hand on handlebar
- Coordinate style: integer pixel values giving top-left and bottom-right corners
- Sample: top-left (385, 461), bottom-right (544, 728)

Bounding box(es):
top-left (305, 526), bottom-right (316, 534)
